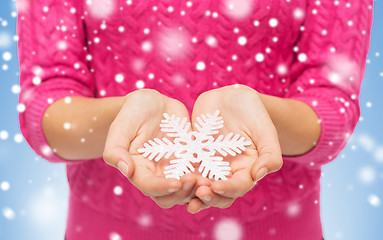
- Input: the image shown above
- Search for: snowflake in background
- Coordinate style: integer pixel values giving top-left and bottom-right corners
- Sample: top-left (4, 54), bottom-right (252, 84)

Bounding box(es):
top-left (137, 110), bottom-right (252, 180)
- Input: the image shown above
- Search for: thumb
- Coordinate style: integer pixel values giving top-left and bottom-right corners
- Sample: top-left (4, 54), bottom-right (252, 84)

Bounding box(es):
top-left (103, 146), bottom-right (135, 178)
top-left (251, 146), bottom-right (283, 182)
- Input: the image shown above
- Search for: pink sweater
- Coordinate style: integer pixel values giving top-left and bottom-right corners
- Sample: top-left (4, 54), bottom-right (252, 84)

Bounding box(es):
top-left (17, 0), bottom-right (373, 239)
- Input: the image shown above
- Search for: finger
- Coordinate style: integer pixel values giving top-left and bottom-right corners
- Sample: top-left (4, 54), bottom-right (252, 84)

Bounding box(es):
top-left (250, 144), bottom-right (283, 182)
top-left (152, 174), bottom-right (197, 207)
top-left (249, 120), bottom-right (283, 182)
top-left (103, 146), bottom-right (135, 178)
top-left (180, 173), bottom-right (196, 186)
top-left (180, 174), bottom-right (198, 198)
top-left (186, 197), bottom-right (210, 214)
top-left (105, 102), bottom-right (138, 152)
top-left (196, 185), bottom-right (235, 209)
top-left (210, 168), bottom-right (254, 199)
top-left (196, 175), bottom-right (212, 187)
top-left (103, 107), bottom-right (138, 178)
top-left (197, 202), bottom-right (211, 213)
top-left (132, 168), bottom-right (182, 197)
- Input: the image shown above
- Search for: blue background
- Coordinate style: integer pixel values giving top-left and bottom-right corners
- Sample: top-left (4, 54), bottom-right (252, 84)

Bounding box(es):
top-left (0, 0), bottom-right (382, 239)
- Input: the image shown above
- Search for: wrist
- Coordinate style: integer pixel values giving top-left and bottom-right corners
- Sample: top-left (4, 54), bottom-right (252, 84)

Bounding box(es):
top-left (258, 93), bottom-right (321, 156)
top-left (257, 93), bottom-right (285, 129)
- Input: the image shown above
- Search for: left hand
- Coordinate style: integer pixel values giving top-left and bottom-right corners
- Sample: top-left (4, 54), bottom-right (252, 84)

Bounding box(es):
top-left (186, 84), bottom-right (283, 214)
top-left (103, 89), bottom-right (209, 209)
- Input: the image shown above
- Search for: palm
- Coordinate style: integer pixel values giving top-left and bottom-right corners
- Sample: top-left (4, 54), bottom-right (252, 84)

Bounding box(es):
top-left (217, 125), bottom-right (259, 182)
top-left (129, 123), bottom-right (181, 180)
top-left (104, 90), bottom-right (205, 208)
top-left (189, 110), bottom-right (259, 189)
top-left (125, 100), bottom-right (192, 186)
top-left (129, 111), bottom-right (213, 190)
top-left (185, 85), bottom-right (282, 213)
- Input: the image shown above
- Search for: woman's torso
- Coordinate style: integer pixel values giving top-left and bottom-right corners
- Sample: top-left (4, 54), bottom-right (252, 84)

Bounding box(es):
top-left (66, 0), bottom-right (322, 237)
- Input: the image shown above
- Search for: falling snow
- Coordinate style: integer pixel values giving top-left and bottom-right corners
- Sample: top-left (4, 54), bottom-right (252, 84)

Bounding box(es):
top-left (57, 40), bottom-right (67, 51)
top-left (87, 0), bottom-right (116, 19)
top-left (1, 181), bottom-right (10, 191)
top-left (205, 35), bottom-right (218, 47)
top-left (136, 80), bottom-right (145, 89)
top-left (113, 186), bottom-right (123, 195)
top-left (358, 134), bottom-right (375, 152)
top-left (286, 202), bottom-right (301, 217)
top-left (255, 53), bottom-right (265, 62)
top-left (368, 194), bottom-right (381, 207)
top-left (63, 122), bottom-right (71, 130)
top-left (142, 40), bottom-right (153, 52)
top-left (17, 103), bottom-right (26, 112)
top-left (293, 8), bottom-right (305, 20)
top-left (358, 166), bottom-right (376, 185)
top-left (298, 53), bottom-right (307, 62)
top-left (237, 36), bottom-right (247, 45)
top-left (277, 64), bottom-right (288, 75)
top-left (0, 0), bottom-right (382, 239)
top-left (2, 51), bottom-right (11, 61)
top-left (196, 61), bottom-right (206, 71)
top-left (109, 232), bottom-right (122, 240)
top-left (0, 130), bottom-right (9, 140)
top-left (14, 133), bottom-right (23, 143)
top-left (137, 213), bottom-right (152, 227)
top-left (327, 54), bottom-right (359, 87)
top-left (222, 0), bottom-right (254, 20)
top-left (269, 18), bottom-right (278, 28)
top-left (374, 147), bottom-right (383, 163)
top-left (28, 187), bottom-right (63, 227)
top-left (171, 73), bottom-right (185, 85)
top-left (157, 27), bottom-right (191, 59)
top-left (115, 73), bottom-right (124, 83)
top-left (214, 218), bottom-right (243, 240)
top-left (2, 207), bottom-right (15, 220)
top-left (0, 32), bottom-right (11, 48)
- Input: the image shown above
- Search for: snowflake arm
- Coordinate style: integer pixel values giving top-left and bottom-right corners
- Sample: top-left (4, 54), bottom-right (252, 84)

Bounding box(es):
top-left (208, 132), bottom-right (253, 157)
top-left (193, 110), bottom-right (224, 136)
top-left (137, 137), bottom-right (178, 162)
top-left (160, 113), bottom-right (191, 138)
top-left (163, 158), bottom-right (195, 180)
top-left (198, 155), bottom-right (231, 181)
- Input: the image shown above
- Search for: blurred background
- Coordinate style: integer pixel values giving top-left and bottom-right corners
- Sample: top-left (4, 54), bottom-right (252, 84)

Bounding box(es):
top-left (0, 0), bottom-right (382, 239)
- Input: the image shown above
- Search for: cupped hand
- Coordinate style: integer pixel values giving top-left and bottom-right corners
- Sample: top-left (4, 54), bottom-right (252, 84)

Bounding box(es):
top-left (187, 84), bottom-right (283, 214)
top-left (103, 89), bottom-right (210, 208)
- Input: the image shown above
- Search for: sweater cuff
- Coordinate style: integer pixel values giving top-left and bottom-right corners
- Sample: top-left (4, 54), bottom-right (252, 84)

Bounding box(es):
top-left (19, 78), bottom-right (94, 164)
top-left (282, 92), bottom-right (355, 167)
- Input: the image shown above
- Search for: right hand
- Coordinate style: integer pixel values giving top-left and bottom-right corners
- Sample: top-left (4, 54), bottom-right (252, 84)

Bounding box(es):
top-left (103, 89), bottom-right (210, 208)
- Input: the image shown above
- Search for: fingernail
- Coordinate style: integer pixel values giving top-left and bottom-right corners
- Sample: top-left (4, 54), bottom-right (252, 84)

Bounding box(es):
top-left (203, 195), bottom-right (212, 202)
top-left (255, 167), bottom-right (268, 182)
top-left (168, 188), bottom-right (178, 193)
top-left (215, 190), bottom-right (224, 195)
top-left (183, 182), bottom-right (193, 191)
top-left (117, 161), bottom-right (129, 177)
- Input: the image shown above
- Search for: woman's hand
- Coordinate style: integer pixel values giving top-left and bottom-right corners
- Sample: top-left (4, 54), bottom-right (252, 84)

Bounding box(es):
top-left (103, 89), bottom-right (209, 208)
top-left (187, 84), bottom-right (283, 214)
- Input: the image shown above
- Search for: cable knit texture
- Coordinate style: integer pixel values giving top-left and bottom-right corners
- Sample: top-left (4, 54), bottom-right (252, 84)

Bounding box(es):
top-left (17, 0), bottom-right (373, 239)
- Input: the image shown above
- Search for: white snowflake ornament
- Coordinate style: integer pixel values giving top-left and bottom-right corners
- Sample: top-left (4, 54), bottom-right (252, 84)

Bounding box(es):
top-left (137, 110), bottom-right (252, 181)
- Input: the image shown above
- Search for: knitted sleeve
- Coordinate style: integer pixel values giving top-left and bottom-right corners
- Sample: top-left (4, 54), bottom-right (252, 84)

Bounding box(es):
top-left (282, 0), bottom-right (374, 166)
top-left (17, 0), bottom-right (95, 163)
